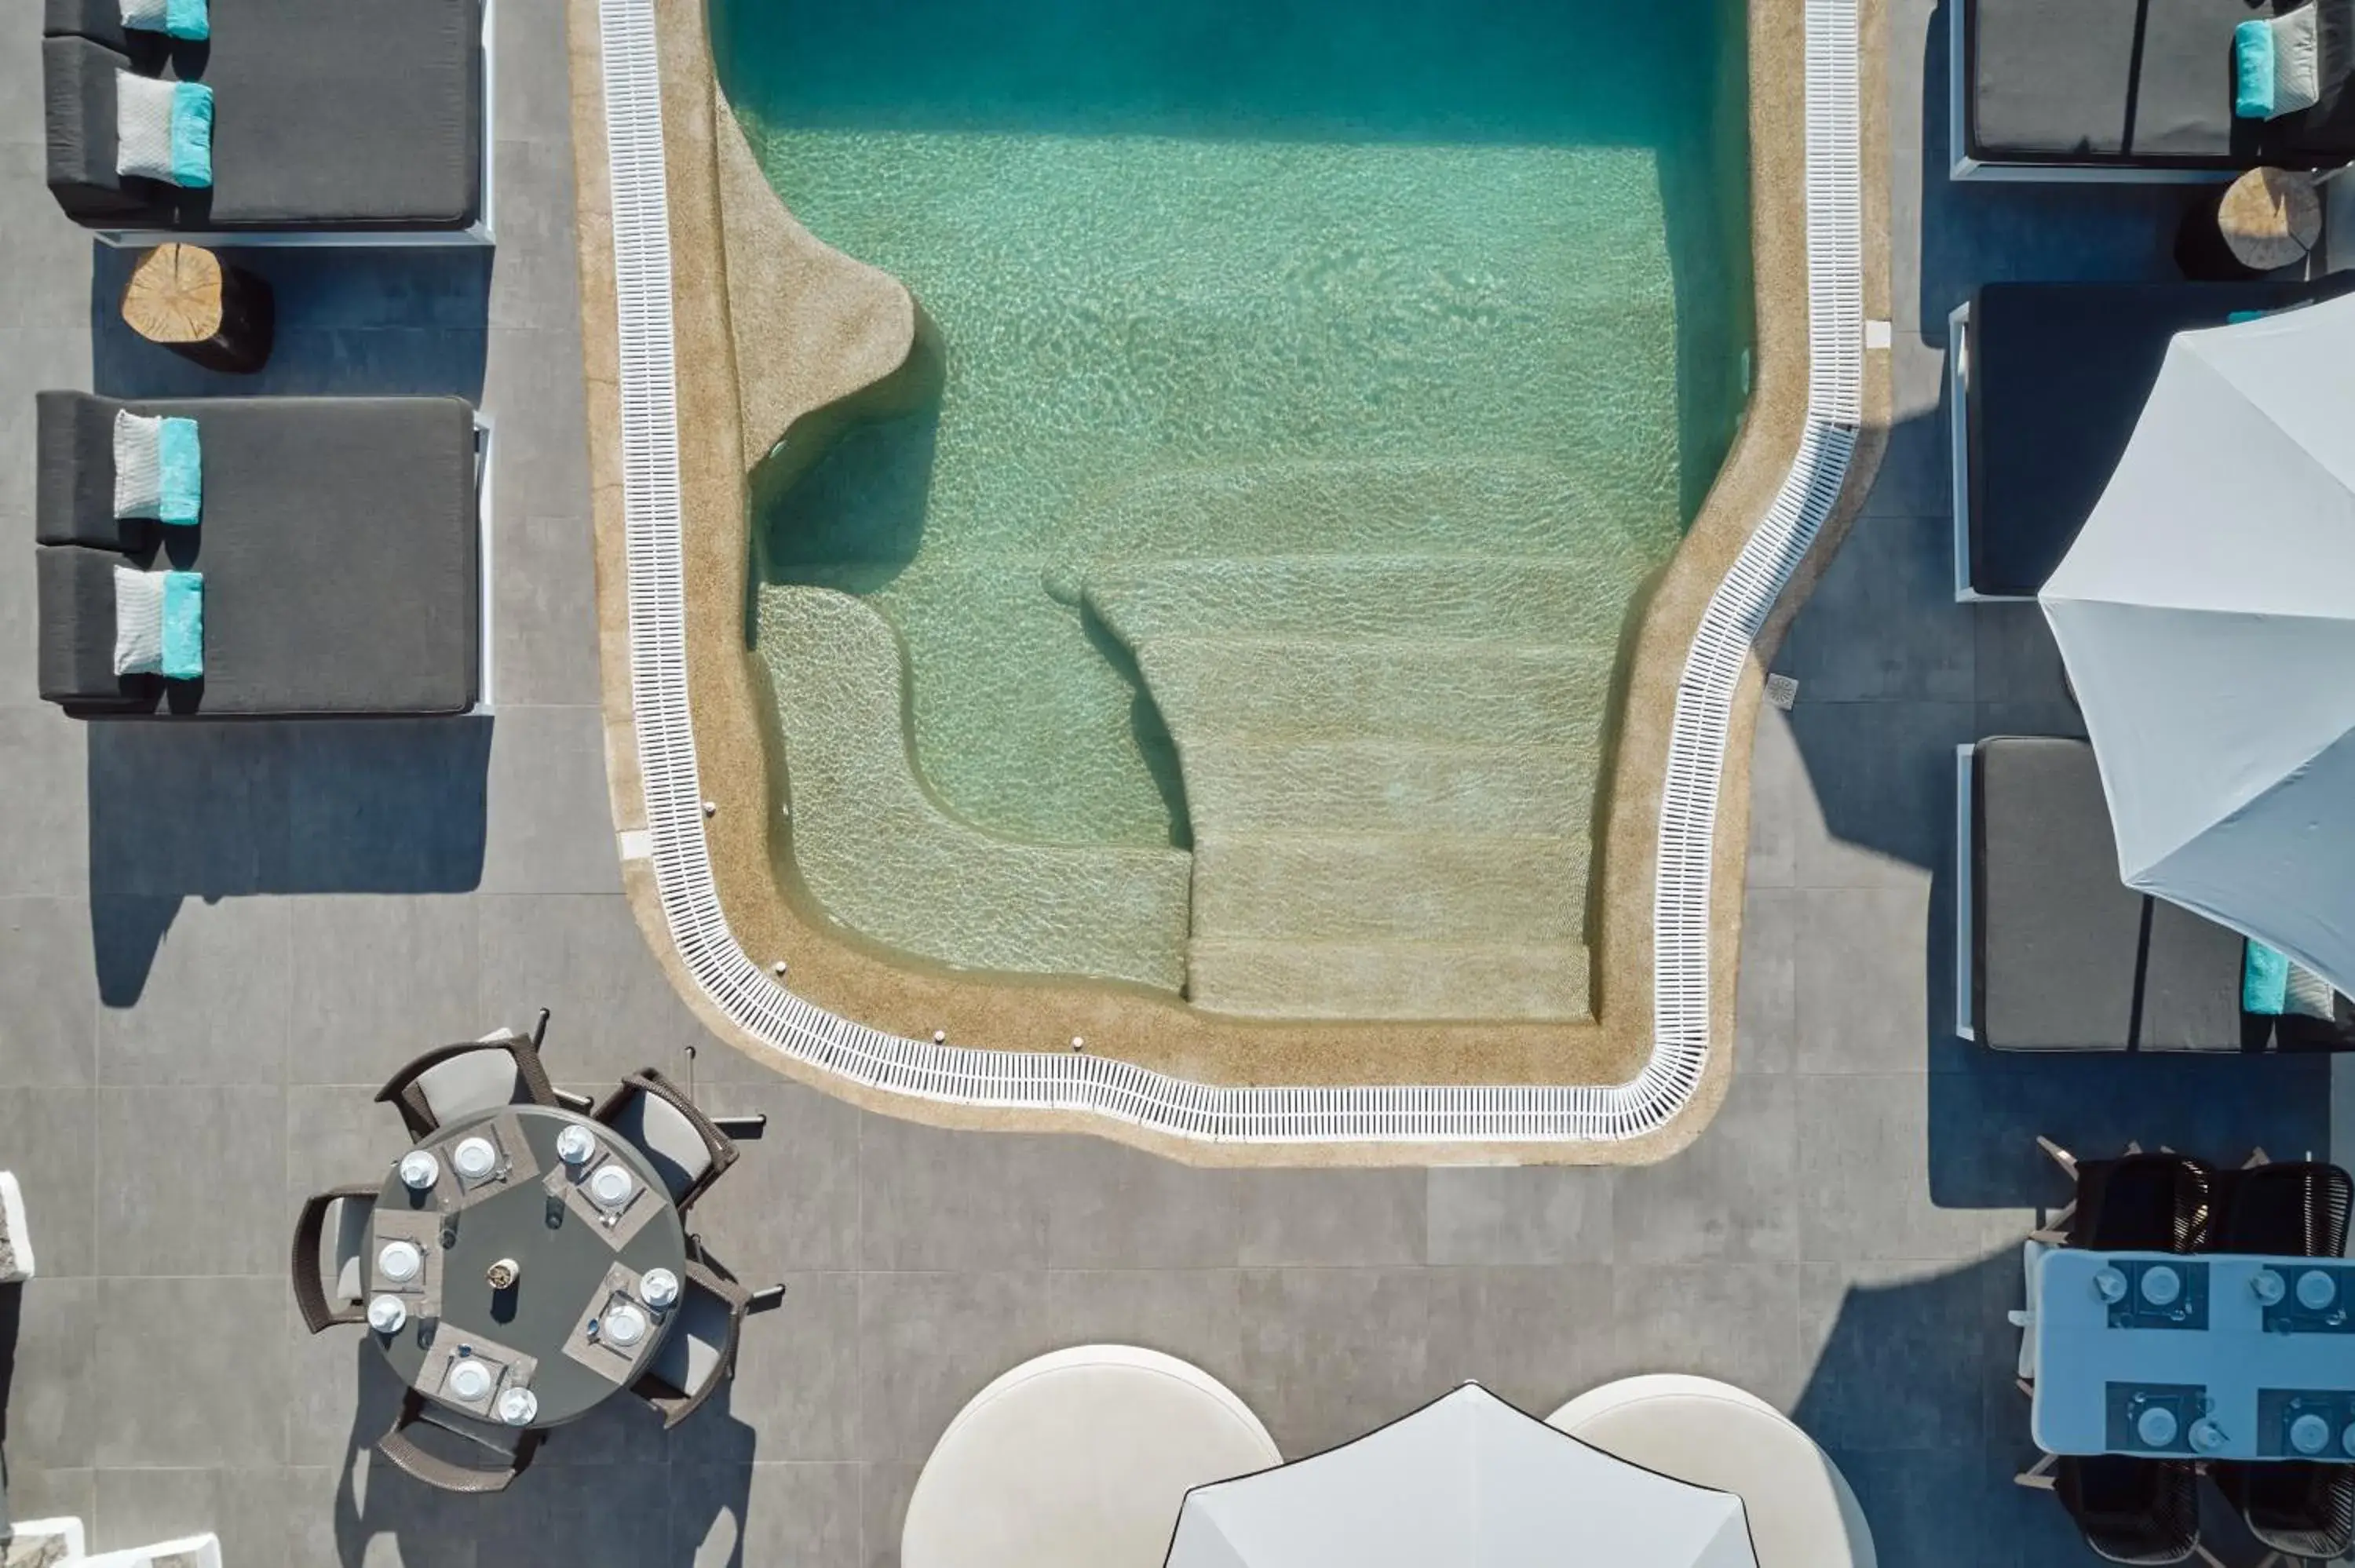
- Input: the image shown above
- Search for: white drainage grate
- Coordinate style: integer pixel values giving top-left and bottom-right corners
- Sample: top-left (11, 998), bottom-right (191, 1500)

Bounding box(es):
top-left (592, 0), bottom-right (1863, 1145)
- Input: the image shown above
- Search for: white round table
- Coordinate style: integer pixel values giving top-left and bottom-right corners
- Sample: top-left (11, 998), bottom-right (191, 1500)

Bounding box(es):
top-left (1550, 1376), bottom-right (1876, 1568)
top-left (902, 1346), bottom-right (1281, 1568)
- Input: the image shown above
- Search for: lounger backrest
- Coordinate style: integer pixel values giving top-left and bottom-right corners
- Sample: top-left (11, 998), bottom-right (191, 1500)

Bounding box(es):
top-left (36, 544), bottom-right (154, 711)
top-left (42, 38), bottom-right (161, 221)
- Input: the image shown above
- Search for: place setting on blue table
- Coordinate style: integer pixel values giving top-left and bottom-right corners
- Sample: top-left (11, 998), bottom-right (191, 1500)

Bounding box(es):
top-left (2010, 1140), bottom-right (2355, 1563)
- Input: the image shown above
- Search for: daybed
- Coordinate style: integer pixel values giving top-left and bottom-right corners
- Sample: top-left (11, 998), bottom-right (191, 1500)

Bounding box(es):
top-left (1955, 737), bottom-right (2256, 1050)
top-left (1948, 280), bottom-right (2350, 600)
top-left (34, 391), bottom-right (490, 717)
top-left (1953, 0), bottom-right (2355, 177)
top-left (42, 0), bottom-right (490, 242)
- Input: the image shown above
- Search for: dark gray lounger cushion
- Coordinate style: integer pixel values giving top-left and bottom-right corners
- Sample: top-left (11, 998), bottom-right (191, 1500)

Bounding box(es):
top-left (38, 544), bottom-right (158, 709)
top-left (35, 392), bottom-right (480, 717)
top-left (1974, 737), bottom-right (2245, 1050)
top-left (42, 0), bottom-right (130, 53)
top-left (42, 38), bottom-right (173, 223)
top-left (35, 390), bottom-right (152, 551)
top-left (1968, 0), bottom-right (2355, 166)
top-left (44, 0), bottom-right (482, 229)
top-left (1966, 281), bottom-right (2349, 597)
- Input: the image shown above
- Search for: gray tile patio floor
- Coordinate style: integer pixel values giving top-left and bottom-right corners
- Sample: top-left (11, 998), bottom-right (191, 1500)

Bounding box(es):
top-left (0, 5), bottom-right (2340, 1566)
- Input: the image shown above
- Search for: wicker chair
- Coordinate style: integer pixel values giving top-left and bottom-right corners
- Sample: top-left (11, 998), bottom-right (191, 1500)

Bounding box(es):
top-left (374, 1011), bottom-right (585, 1140)
top-left (2209, 1161), bottom-right (2354, 1258)
top-left (2054, 1456), bottom-right (2200, 1565)
top-left (2066, 1154), bottom-right (2215, 1253)
top-left (376, 1390), bottom-right (544, 1494)
top-left (629, 1259), bottom-right (743, 1429)
top-left (592, 1068), bottom-right (749, 1212)
top-left (2214, 1459), bottom-right (2355, 1562)
top-left (290, 1183), bottom-right (378, 1335)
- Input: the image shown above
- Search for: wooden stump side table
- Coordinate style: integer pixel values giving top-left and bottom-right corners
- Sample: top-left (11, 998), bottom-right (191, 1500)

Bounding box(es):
top-left (2219, 167), bottom-right (2322, 272)
top-left (121, 243), bottom-right (275, 374)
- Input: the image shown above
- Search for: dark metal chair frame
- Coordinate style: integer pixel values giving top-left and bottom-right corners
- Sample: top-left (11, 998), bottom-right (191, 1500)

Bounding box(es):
top-left (2035, 1142), bottom-right (2215, 1253)
top-left (2208, 1161), bottom-right (2354, 1259)
top-left (376, 1390), bottom-right (545, 1495)
top-left (631, 1257), bottom-right (747, 1431)
top-left (373, 1009), bottom-right (586, 1140)
top-left (290, 1182), bottom-right (382, 1336)
top-left (2054, 1455), bottom-right (2202, 1565)
top-left (2214, 1458), bottom-right (2355, 1563)
top-left (591, 1067), bottom-right (747, 1212)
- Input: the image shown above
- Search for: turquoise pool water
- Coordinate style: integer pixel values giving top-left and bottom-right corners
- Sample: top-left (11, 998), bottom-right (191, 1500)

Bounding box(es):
top-left (711, 0), bottom-right (1754, 1017)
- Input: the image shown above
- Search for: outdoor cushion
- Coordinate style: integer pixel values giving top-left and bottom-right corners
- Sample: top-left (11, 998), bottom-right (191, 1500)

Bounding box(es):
top-left (159, 567), bottom-right (202, 677)
top-left (113, 71), bottom-right (210, 188)
top-left (413, 1048), bottom-right (526, 1125)
top-left (1969, 0), bottom-right (2355, 165)
top-left (1964, 281), bottom-right (2352, 597)
top-left (35, 392), bottom-right (480, 717)
top-left (39, 391), bottom-right (146, 549)
top-left (43, 39), bottom-right (167, 222)
top-left (112, 564), bottom-right (163, 676)
top-left (609, 1091), bottom-right (714, 1202)
top-left (38, 544), bottom-right (157, 709)
top-left (44, 0), bottom-right (483, 230)
top-left (2238, 9), bottom-right (2325, 118)
top-left (648, 1285), bottom-right (731, 1397)
top-left (330, 1194), bottom-right (374, 1304)
top-left (1973, 738), bottom-right (2246, 1049)
top-left (44, 0), bottom-right (134, 51)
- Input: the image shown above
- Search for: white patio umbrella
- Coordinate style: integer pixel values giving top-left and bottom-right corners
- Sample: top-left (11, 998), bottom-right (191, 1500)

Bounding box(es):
top-left (2039, 290), bottom-right (2355, 997)
top-left (1162, 1383), bottom-right (1759, 1568)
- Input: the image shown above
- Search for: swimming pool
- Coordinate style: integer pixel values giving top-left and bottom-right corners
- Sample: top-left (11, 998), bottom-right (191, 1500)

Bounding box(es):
top-left (710, 0), bottom-right (1754, 1022)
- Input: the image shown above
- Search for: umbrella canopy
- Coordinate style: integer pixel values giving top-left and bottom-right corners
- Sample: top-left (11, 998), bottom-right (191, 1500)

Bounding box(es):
top-left (2040, 291), bottom-right (2355, 996)
top-left (1163, 1384), bottom-right (1758, 1568)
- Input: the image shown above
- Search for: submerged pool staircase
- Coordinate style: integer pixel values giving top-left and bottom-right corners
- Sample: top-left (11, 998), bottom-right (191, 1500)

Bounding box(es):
top-left (597, 0), bottom-right (1861, 1144)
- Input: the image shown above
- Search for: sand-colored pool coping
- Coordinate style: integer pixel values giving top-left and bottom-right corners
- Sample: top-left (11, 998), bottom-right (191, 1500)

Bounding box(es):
top-left (564, 0), bottom-right (1891, 1164)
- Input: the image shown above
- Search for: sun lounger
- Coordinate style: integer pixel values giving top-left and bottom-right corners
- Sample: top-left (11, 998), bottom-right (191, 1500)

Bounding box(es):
top-left (1949, 281), bottom-right (2351, 601)
top-left (42, 0), bottom-right (488, 242)
top-left (1953, 0), bottom-right (2355, 177)
top-left (1955, 737), bottom-right (2256, 1050)
top-left (34, 392), bottom-right (490, 717)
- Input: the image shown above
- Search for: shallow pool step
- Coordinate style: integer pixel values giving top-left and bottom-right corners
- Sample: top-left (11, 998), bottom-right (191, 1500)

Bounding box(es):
top-left (1057, 454), bottom-right (1674, 565)
top-left (1192, 833), bottom-right (1588, 945)
top-left (1130, 636), bottom-right (1617, 748)
top-left (1178, 738), bottom-right (1594, 839)
top-left (754, 585), bottom-right (1193, 992)
top-left (1083, 556), bottom-right (1652, 650)
top-left (1185, 938), bottom-right (1591, 1021)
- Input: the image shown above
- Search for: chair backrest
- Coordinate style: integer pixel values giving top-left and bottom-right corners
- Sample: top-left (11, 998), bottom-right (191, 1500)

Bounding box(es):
top-left (2216, 1459), bottom-right (2355, 1561)
top-left (2057, 1456), bottom-right (2200, 1565)
top-left (376, 1391), bottom-right (543, 1495)
top-left (593, 1069), bottom-right (737, 1209)
top-left (374, 1030), bottom-right (559, 1140)
top-left (291, 1183), bottom-right (381, 1336)
top-left (636, 1258), bottom-right (749, 1430)
top-left (2071, 1155), bottom-right (2213, 1253)
top-left (2213, 1161), bottom-right (2354, 1258)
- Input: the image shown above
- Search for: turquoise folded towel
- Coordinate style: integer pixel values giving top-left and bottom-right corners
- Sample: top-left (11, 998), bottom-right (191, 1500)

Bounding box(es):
top-left (2244, 940), bottom-right (2291, 1014)
top-left (170, 81), bottom-right (213, 188)
top-left (157, 415), bottom-right (201, 525)
top-left (160, 571), bottom-right (203, 680)
top-left (165, 0), bottom-right (209, 40)
top-left (2237, 18), bottom-right (2276, 119)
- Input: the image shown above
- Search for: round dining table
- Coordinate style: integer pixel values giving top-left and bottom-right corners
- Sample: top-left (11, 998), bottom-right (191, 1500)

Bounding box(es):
top-left (365, 1104), bottom-right (689, 1428)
